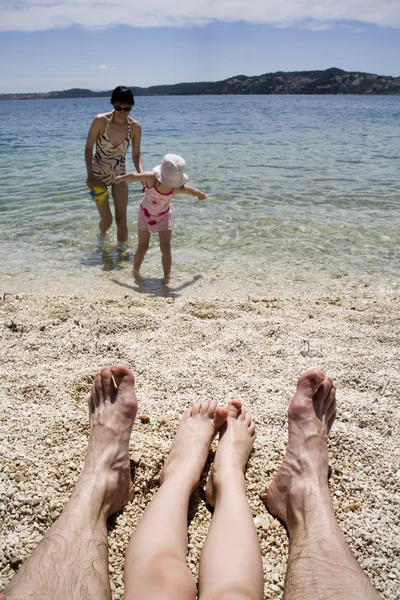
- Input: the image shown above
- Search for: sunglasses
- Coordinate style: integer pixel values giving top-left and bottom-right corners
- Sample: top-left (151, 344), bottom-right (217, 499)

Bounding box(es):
top-left (114, 106), bottom-right (132, 112)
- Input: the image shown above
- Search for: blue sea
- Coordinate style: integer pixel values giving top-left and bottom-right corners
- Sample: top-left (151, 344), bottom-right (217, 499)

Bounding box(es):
top-left (0, 95), bottom-right (399, 299)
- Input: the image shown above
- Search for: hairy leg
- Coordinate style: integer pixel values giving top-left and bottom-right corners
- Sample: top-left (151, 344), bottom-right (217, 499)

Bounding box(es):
top-left (123, 401), bottom-right (228, 600)
top-left (265, 369), bottom-right (380, 600)
top-left (158, 229), bottom-right (172, 284)
top-left (4, 365), bottom-right (137, 600)
top-left (199, 401), bottom-right (263, 600)
top-left (133, 229), bottom-right (150, 276)
top-left (112, 180), bottom-right (129, 244)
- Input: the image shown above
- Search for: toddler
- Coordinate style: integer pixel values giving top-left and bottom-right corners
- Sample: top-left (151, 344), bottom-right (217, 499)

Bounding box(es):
top-left (115, 154), bottom-right (206, 284)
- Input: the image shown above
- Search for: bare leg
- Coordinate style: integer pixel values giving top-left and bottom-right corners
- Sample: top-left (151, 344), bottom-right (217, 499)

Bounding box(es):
top-left (199, 401), bottom-right (263, 600)
top-left (95, 199), bottom-right (113, 237)
top-left (159, 229), bottom-right (172, 284)
top-left (133, 229), bottom-right (150, 277)
top-left (123, 401), bottom-right (228, 600)
top-left (112, 180), bottom-right (129, 245)
top-left (4, 365), bottom-right (137, 600)
top-left (265, 369), bottom-right (380, 600)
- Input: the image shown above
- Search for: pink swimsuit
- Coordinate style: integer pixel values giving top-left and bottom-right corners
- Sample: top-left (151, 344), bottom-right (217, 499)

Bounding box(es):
top-left (138, 182), bottom-right (175, 233)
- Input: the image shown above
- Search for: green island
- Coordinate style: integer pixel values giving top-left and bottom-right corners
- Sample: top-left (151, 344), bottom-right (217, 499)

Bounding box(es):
top-left (1, 67), bottom-right (399, 100)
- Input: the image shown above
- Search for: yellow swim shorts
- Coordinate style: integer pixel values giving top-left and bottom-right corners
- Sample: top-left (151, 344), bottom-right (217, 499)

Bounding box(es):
top-left (90, 186), bottom-right (109, 205)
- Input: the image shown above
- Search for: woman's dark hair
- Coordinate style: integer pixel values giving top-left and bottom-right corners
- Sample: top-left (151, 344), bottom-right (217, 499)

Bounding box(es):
top-left (110, 86), bottom-right (134, 106)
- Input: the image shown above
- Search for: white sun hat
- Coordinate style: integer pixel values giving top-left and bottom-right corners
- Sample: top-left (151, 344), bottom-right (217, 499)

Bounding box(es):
top-left (153, 154), bottom-right (188, 188)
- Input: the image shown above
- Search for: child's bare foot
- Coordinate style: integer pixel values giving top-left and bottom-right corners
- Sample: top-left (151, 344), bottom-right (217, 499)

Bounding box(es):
top-left (205, 400), bottom-right (256, 506)
top-left (163, 273), bottom-right (171, 285)
top-left (133, 269), bottom-right (142, 281)
top-left (161, 401), bottom-right (229, 492)
top-left (264, 368), bottom-right (336, 529)
top-left (83, 364), bottom-right (138, 517)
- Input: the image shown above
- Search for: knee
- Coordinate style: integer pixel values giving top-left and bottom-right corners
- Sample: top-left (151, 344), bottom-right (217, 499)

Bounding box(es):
top-left (136, 242), bottom-right (149, 254)
top-left (159, 242), bottom-right (171, 255)
top-left (115, 214), bottom-right (127, 228)
top-left (129, 554), bottom-right (196, 598)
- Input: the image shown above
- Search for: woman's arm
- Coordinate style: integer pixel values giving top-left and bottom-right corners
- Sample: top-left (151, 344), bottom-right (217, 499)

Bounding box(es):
top-left (115, 172), bottom-right (155, 185)
top-left (130, 121), bottom-right (143, 173)
top-left (175, 184), bottom-right (207, 200)
top-left (84, 116), bottom-right (105, 188)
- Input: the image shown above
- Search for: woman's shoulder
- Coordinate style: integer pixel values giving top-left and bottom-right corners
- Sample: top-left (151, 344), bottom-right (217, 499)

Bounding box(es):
top-left (128, 117), bottom-right (141, 131)
top-left (94, 111), bottom-right (112, 124)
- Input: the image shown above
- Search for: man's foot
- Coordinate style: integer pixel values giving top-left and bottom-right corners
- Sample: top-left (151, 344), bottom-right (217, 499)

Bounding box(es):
top-left (264, 368), bottom-right (336, 529)
top-left (83, 364), bottom-right (138, 517)
top-left (204, 400), bottom-right (256, 506)
top-left (163, 273), bottom-right (171, 285)
top-left (160, 401), bottom-right (229, 491)
top-left (133, 269), bottom-right (142, 282)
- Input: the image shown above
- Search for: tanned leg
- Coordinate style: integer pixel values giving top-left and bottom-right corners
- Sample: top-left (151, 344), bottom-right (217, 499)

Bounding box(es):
top-left (133, 229), bottom-right (150, 277)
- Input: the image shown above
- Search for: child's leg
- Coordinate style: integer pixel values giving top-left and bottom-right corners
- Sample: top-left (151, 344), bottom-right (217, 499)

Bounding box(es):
top-left (133, 230), bottom-right (150, 275)
top-left (198, 402), bottom-right (263, 600)
top-left (123, 401), bottom-right (228, 600)
top-left (159, 229), bottom-right (172, 284)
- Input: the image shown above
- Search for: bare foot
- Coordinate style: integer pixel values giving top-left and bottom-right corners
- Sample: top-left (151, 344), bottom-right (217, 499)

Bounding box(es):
top-left (205, 400), bottom-right (256, 506)
top-left (264, 368), bottom-right (336, 529)
top-left (163, 273), bottom-right (171, 285)
top-left (133, 269), bottom-right (142, 283)
top-left (161, 401), bottom-right (228, 491)
top-left (83, 364), bottom-right (138, 517)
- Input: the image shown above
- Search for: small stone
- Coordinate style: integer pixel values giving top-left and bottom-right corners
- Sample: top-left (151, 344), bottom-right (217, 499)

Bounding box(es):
top-left (347, 503), bottom-right (362, 512)
top-left (10, 555), bottom-right (22, 569)
top-left (130, 451), bottom-right (142, 465)
top-left (51, 511), bottom-right (60, 520)
top-left (139, 415), bottom-right (150, 424)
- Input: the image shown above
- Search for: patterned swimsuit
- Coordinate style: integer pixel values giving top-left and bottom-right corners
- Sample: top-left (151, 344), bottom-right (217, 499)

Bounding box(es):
top-left (92, 115), bottom-right (131, 186)
top-left (137, 182), bottom-right (175, 233)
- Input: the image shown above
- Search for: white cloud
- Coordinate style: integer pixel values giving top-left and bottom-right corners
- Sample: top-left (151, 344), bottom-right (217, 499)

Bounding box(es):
top-left (91, 64), bottom-right (115, 71)
top-left (0, 0), bottom-right (399, 32)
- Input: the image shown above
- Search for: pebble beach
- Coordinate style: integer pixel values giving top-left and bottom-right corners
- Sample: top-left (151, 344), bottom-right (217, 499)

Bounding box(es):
top-left (1, 289), bottom-right (399, 598)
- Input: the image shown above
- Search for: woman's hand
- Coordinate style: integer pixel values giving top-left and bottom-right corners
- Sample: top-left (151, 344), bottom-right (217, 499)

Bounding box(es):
top-left (86, 177), bottom-right (95, 190)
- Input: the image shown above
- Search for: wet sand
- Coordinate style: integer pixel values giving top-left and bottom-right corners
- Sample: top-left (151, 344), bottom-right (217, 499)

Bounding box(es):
top-left (0, 291), bottom-right (399, 598)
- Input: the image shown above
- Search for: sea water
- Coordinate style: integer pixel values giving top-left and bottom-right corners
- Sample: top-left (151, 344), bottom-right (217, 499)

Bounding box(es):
top-left (0, 95), bottom-right (399, 299)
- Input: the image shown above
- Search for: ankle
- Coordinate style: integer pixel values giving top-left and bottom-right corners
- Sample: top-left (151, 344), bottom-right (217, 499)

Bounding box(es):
top-left (286, 480), bottom-right (334, 531)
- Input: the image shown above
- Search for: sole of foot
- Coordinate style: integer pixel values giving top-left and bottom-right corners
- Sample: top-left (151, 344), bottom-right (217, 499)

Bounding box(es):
top-left (263, 368), bottom-right (336, 528)
top-left (87, 364), bottom-right (138, 517)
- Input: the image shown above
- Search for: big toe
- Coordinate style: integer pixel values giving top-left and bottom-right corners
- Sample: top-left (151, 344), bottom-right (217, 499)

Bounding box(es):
top-left (110, 364), bottom-right (135, 387)
top-left (214, 406), bottom-right (229, 429)
top-left (296, 368), bottom-right (326, 397)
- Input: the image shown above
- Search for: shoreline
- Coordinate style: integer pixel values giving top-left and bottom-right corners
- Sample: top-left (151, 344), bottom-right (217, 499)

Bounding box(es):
top-left (1, 291), bottom-right (399, 598)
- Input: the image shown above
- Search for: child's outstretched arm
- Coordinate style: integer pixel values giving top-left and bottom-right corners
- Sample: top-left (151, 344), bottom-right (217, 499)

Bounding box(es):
top-left (175, 184), bottom-right (207, 200)
top-left (115, 172), bottom-right (154, 185)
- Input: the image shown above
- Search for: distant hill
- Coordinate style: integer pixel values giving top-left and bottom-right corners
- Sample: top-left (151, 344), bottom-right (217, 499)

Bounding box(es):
top-left (1, 68), bottom-right (399, 100)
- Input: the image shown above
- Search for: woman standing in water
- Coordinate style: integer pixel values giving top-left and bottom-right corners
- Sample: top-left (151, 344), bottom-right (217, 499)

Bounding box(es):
top-left (85, 86), bottom-right (143, 252)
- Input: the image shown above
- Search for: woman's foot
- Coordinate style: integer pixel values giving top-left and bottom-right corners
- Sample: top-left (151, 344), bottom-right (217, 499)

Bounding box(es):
top-left (205, 400), bottom-right (256, 506)
top-left (83, 364), bottom-right (138, 517)
top-left (264, 368), bottom-right (336, 529)
top-left (161, 401), bottom-right (229, 491)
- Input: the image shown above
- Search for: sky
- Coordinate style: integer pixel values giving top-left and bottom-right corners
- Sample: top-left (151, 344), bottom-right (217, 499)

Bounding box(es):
top-left (0, 0), bottom-right (399, 93)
